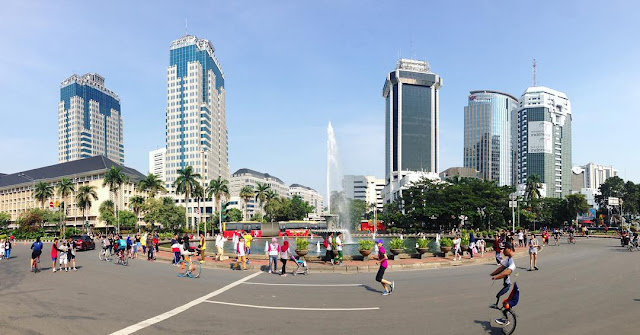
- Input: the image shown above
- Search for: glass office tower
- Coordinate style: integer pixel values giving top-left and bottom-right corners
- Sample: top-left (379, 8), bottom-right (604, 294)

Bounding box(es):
top-left (383, 59), bottom-right (443, 182)
top-left (463, 90), bottom-right (517, 186)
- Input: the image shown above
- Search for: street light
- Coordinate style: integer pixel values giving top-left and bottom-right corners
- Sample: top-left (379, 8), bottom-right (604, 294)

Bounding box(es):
top-left (509, 193), bottom-right (517, 233)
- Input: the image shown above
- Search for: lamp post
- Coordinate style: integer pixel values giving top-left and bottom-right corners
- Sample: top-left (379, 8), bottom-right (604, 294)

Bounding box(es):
top-left (477, 207), bottom-right (486, 230)
top-left (509, 193), bottom-right (517, 233)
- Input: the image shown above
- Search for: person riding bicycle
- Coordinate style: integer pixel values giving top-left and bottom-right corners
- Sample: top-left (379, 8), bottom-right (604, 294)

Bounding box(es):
top-left (490, 241), bottom-right (516, 326)
top-left (30, 237), bottom-right (44, 272)
top-left (632, 233), bottom-right (638, 248)
top-left (116, 235), bottom-right (127, 259)
top-left (553, 228), bottom-right (560, 245)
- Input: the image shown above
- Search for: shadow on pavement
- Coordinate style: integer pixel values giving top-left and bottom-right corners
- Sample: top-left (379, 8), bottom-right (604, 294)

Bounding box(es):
top-left (473, 319), bottom-right (503, 335)
top-left (362, 285), bottom-right (382, 294)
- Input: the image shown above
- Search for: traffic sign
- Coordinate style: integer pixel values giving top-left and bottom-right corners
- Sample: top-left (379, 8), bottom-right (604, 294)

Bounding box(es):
top-left (54, 201), bottom-right (60, 208)
top-left (509, 201), bottom-right (517, 208)
top-left (49, 201), bottom-right (54, 208)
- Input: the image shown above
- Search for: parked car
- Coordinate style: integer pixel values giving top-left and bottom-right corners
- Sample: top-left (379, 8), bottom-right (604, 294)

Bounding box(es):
top-left (72, 235), bottom-right (95, 251)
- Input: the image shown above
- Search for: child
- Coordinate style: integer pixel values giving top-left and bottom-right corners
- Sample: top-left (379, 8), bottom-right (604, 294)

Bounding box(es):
top-left (235, 237), bottom-right (246, 270)
top-left (58, 242), bottom-right (69, 272)
top-left (453, 234), bottom-right (462, 261)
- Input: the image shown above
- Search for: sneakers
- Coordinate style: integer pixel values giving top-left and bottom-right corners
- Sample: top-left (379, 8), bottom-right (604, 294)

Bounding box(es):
top-left (534, 266), bottom-right (539, 271)
top-left (382, 291), bottom-right (390, 296)
top-left (52, 269), bottom-right (56, 273)
top-left (268, 270), bottom-right (272, 274)
top-left (73, 268), bottom-right (77, 271)
top-left (391, 281), bottom-right (395, 293)
top-left (495, 318), bottom-right (510, 326)
top-left (489, 303), bottom-right (498, 309)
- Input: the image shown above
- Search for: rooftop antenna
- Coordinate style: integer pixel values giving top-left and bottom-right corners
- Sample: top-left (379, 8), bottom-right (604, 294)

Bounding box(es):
top-left (532, 58), bottom-right (537, 86)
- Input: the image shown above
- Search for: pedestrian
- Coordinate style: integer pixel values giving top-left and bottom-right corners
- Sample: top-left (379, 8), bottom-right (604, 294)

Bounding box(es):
top-left (107, 234), bottom-right (114, 255)
top-left (198, 233), bottom-right (206, 263)
top-left (4, 238), bottom-right (11, 259)
top-left (134, 233), bottom-right (141, 258)
top-left (335, 232), bottom-right (344, 265)
top-left (154, 232), bottom-right (160, 253)
top-left (543, 229), bottom-right (549, 247)
top-left (171, 235), bottom-right (181, 264)
top-left (58, 241), bottom-right (69, 272)
top-left (235, 236), bottom-right (246, 270)
top-left (215, 233), bottom-right (226, 261)
top-left (453, 234), bottom-right (462, 261)
top-left (523, 230), bottom-right (528, 248)
top-left (243, 231), bottom-right (253, 264)
top-left (528, 233), bottom-right (539, 271)
top-left (267, 237), bottom-right (279, 274)
top-left (147, 233), bottom-right (155, 261)
top-left (518, 230), bottom-right (524, 248)
top-left (51, 238), bottom-right (59, 272)
top-left (323, 232), bottom-right (334, 265)
top-left (477, 237), bottom-right (485, 256)
top-left (67, 237), bottom-right (77, 271)
top-left (494, 234), bottom-right (502, 265)
top-left (279, 240), bottom-right (292, 276)
top-left (469, 231), bottom-right (476, 258)
top-left (141, 232), bottom-right (147, 255)
top-left (374, 239), bottom-right (394, 295)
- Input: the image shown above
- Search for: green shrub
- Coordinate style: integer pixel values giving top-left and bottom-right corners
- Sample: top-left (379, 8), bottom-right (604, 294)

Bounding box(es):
top-left (416, 238), bottom-right (431, 248)
top-left (389, 238), bottom-right (405, 250)
top-left (439, 237), bottom-right (453, 247)
top-left (461, 235), bottom-right (470, 245)
top-left (295, 238), bottom-right (309, 250)
top-left (358, 239), bottom-right (375, 251)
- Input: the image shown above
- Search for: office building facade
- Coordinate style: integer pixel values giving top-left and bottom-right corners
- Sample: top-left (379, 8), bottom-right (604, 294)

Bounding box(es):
top-left (165, 35), bottom-right (229, 191)
top-left (516, 86), bottom-right (572, 198)
top-left (229, 168), bottom-right (289, 219)
top-left (383, 59), bottom-right (442, 184)
top-left (58, 73), bottom-right (123, 165)
top-left (289, 184), bottom-right (324, 218)
top-left (342, 175), bottom-right (385, 211)
top-left (463, 90), bottom-right (517, 186)
top-left (148, 148), bottom-right (166, 181)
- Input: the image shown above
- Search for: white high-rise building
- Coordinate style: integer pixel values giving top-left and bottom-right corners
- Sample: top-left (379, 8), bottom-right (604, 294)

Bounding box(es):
top-left (58, 73), bottom-right (123, 164)
top-left (342, 175), bottom-right (385, 211)
top-left (165, 35), bottom-right (228, 191)
top-left (289, 184), bottom-right (324, 218)
top-left (582, 163), bottom-right (618, 190)
top-left (148, 148), bottom-right (166, 180)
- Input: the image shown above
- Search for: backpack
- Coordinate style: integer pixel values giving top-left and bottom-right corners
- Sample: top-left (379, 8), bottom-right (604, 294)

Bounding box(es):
top-left (323, 237), bottom-right (329, 249)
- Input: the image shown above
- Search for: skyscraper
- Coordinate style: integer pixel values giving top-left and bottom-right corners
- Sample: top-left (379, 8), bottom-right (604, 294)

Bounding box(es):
top-left (516, 86), bottom-right (572, 198)
top-left (58, 73), bottom-right (123, 164)
top-left (383, 59), bottom-right (442, 183)
top-left (463, 90), bottom-right (517, 186)
top-left (165, 35), bottom-right (229, 191)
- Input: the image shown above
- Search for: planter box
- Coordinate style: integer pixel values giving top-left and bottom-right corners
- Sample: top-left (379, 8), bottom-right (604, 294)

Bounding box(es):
top-left (390, 248), bottom-right (404, 255)
top-left (359, 249), bottom-right (372, 257)
top-left (440, 246), bottom-right (452, 256)
top-left (416, 247), bottom-right (429, 254)
top-left (295, 250), bottom-right (308, 257)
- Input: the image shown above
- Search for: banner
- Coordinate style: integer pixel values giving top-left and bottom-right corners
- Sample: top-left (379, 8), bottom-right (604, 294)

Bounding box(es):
top-left (528, 121), bottom-right (553, 154)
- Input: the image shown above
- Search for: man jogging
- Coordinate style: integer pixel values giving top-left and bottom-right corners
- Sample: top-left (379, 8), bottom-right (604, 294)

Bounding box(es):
top-left (375, 239), bottom-right (394, 295)
top-left (490, 241), bottom-right (516, 312)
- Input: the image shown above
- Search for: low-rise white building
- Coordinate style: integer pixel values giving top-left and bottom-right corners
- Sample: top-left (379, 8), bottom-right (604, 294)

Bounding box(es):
top-left (382, 171), bottom-right (440, 204)
top-left (289, 184), bottom-right (324, 219)
top-left (229, 168), bottom-right (289, 219)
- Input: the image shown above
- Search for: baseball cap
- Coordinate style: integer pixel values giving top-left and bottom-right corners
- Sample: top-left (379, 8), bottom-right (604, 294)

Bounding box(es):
top-left (376, 239), bottom-right (384, 244)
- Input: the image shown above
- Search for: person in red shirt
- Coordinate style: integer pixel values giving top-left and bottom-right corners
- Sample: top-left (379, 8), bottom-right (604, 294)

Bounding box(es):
top-left (51, 238), bottom-right (59, 272)
top-left (152, 235), bottom-right (159, 260)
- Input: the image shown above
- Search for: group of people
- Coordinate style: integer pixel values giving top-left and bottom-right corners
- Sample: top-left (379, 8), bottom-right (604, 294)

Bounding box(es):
top-left (451, 231), bottom-right (486, 261)
top-left (321, 231), bottom-right (344, 265)
top-left (50, 237), bottom-right (78, 272)
top-left (1, 238), bottom-right (12, 260)
top-left (100, 232), bottom-right (160, 261)
top-left (492, 229), bottom-right (541, 271)
top-left (170, 232), bottom-right (209, 265)
top-left (265, 237), bottom-right (300, 275)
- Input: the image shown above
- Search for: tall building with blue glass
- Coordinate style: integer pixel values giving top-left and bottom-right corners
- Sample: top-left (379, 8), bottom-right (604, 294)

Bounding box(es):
top-left (165, 35), bottom-right (228, 191)
top-left (383, 59), bottom-right (442, 184)
top-left (463, 90), bottom-right (517, 186)
top-left (58, 73), bottom-right (123, 164)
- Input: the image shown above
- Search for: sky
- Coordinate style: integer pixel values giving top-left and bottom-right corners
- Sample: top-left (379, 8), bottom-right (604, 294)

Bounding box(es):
top-left (1, 0), bottom-right (639, 199)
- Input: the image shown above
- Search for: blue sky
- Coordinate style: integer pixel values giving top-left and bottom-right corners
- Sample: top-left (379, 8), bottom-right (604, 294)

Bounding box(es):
top-left (1, 0), bottom-right (639, 198)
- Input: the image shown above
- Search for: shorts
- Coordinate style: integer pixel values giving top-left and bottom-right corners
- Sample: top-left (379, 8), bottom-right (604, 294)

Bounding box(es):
top-left (375, 266), bottom-right (386, 282)
top-left (245, 247), bottom-right (251, 255)
top-left (69, 254), bottom-right (76, 259)
top-left (59, 257), bottom-right (68, 265)
top-left (31, 250), bottom-right (42, 260)
top-left (52, 257), bottom-right (57, 262)
top-left (529, 248), bottom-right (538, 255)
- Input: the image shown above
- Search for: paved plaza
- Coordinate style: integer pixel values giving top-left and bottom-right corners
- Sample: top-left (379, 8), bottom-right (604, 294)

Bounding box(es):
top-left (1, 237), bottom-right (639, 335)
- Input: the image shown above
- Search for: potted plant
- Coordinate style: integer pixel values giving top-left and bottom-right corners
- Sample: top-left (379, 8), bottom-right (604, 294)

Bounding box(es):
top-left (416, 238), bottom-right (431, 254)
top-left (461, 235), bottom-right (470, 251)
top-left (358, 239), bottom-right (375, 257)
top-left (295, 238), bottom-right (309, 257)
top-left (439, 237), bottom-right (453, 255)
top-left (389, 238), bottom-right (405, 255)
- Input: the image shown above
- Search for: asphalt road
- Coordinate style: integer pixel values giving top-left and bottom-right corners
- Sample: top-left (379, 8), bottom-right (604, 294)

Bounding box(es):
top-left (1, 237), bottom-right (639, 335)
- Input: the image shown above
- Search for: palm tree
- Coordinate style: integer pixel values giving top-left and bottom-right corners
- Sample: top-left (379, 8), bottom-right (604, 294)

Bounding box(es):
top-left (33, 181), bottom-right (54, 209)
top-left (103, 166), bottom-right (129, 233)
top-left (254, 182), bottom-right (271, 219)
top-left (138, 173), bottom-right (166, 198)
top-left (173, 166), bottom-right (201, 230)
top-left (239, 185), bottom-right (255, 221)
top-left (56, 178), bottom-right (75, 237)
top-left (206, 176), bottom-right (230, 233)
top-left (192, 184), bottom-right (205, 236)
top-left (76, 185), bottom-right (98, 233)
top-left (524, 175), bottom-right (543, 201)
top-left (264, 190), bottom-right (278, 222)
top-left (130, 195), bottom-right (145, 232)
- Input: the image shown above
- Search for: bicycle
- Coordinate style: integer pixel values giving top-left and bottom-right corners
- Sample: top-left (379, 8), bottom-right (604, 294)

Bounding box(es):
top-left (115, 250), bottom-right (129, 266)
top-left (99, 248), bottom-right (112, 262)
top-left (176, 256), bottom-right (201, 278)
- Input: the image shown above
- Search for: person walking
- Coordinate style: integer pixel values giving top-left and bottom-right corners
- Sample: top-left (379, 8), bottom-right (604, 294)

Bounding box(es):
top-left (279, 240), bottom-right (292, 276)
top-left (67, 237), bottom-right (77, 271)
top-left (374, 239), bottom-right (394, 295)
top-left (335, 232), bottom-right (344, 265)
top-left (267, 237), bottom-right (279, 274)
top-left (469, 231), bottom-right (476, 258)
top-left (141, 233), bottom-right (147, 255)
top-left (528, 233), bottom-right (539, 271)
top-left (234, 236), bottom-right (247, 270)
top-left (4, 238), bottom-right (11, 260)
top-left (518, 230), bottom-right (524, 248)
top-left (215, 233), bottom-right (226, 261)
top-left (453, 234), bottom-right (462, 261)
top-left (323, 232), bottom-right (334, 265)
top-left (494, 234), bottom-right (503, 265)
top-left (243, 231), bottom-right (253, 264)
top-left (51, 238), bottom-right (59, 272)
top-left (198, 233), bottom-right (206, 263)
top-left (147, 233), bottom-right (155, 261)
top-left (134, 233), bottom-right (141, 258)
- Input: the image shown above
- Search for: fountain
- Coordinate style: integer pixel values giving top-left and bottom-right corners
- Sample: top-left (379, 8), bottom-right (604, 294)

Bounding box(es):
top-left (326, 122), bottom-right (354, 243)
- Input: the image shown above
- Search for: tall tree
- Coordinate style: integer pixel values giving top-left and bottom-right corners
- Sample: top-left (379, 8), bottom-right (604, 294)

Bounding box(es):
top-left (239, 186), bottom-right (255, 221)
top-left (566, 193), bottom-right (590, 221)
top-left (56, 177), bottom-right (75, 237)
top-left (595, 176), bottom-right (625, 210)
top-left (138, 173), bottom-right (166, 198)
top-left (103, 166), bottom-right (129, 233)
top-left (192, 184), bottom-right (205, 235)
top-left (99, 200), bottom-right (115, 226)
top-left (524, 175), bottom-right (543, 201)
top-left (206, 176), bottom-right (230, 232)
top-left (173, 166), bottom-right (201, 229)
top-left (264, 189), bottom-right (278, 222)
top-left (254, 182), bottom-right (271, 218)
top-left (129, 195), bottom-right (145, 232)
top-left (33, 181), bottom-right (54, 209)
top-left (76, 185), bottom-right (98, 233)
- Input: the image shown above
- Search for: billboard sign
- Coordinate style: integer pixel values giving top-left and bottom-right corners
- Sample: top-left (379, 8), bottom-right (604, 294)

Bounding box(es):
top-left (528, 121), bottom-right (553, 154)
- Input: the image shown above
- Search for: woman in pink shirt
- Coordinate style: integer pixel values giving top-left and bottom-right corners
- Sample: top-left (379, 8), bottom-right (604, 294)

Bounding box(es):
top-left (375, 239), bottom-right (394, 296)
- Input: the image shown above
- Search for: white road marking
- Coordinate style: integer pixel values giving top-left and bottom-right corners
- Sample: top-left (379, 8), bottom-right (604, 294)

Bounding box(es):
top-left (110, 272), bottom-right (262, 335)
top-left (243, 282), bottom-right (363, 287)
top-left (203, 300), bottom-right (379, 311)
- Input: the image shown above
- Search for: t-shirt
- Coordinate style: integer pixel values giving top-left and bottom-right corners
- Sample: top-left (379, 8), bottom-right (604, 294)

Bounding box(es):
top-left (31, 241), bottom-right (43, 252)
top-left (243, 234), bottom-right (253, 248)
top-left (336, 237), bottom-right (342, 251)
top-left (268, 243), bottom-right (279, 255)
top-left (378, 246), bottom-right (388, 268)
top-left (237, 242), bottom-right (245, 256)
top-left (518, 232), bottom-right (523, 240)
top-left (529, 238), bottom-right (539, 253)
top-left (326, 237), bottom-right (332, 251)
top-left (501, 257), bottom-right (516, 285)
top-left (51, 242), bottom-right (58, 257)
top-left (118, 239), bottom-right (126, 249)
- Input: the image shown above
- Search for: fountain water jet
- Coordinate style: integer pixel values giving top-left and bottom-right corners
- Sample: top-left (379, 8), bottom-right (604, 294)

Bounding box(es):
top-left (326, 122), bottom-right (354, 243)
